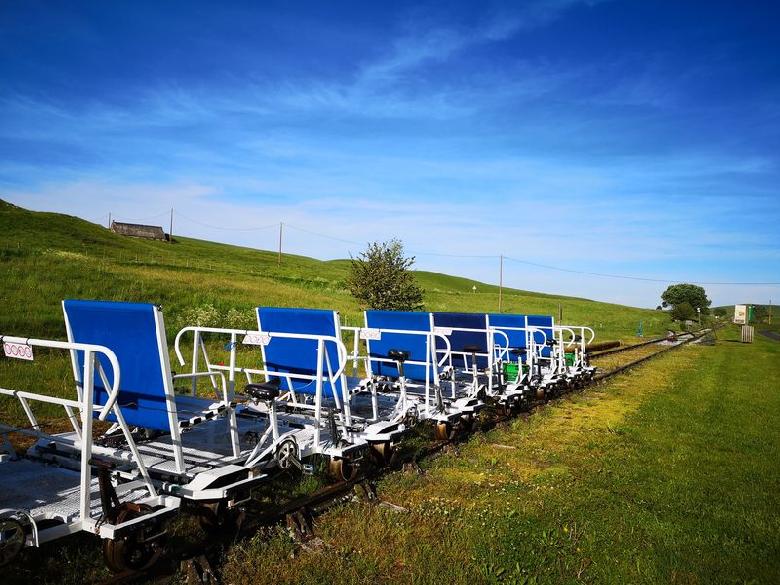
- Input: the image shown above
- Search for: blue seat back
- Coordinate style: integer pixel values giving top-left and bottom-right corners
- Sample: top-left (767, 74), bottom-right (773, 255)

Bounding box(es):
top-left (364, 311), bottom-right (434, 382)
top-left (488, 313), bottom-right (528, 363)
top-left (432, 312), bottom-right (490, 369)
top-left (63, 300), bottom-right (172, 432)
top-left (527, 314), bottom-right (555, 357)
top-left (256, 307), bottom-right (343, 399)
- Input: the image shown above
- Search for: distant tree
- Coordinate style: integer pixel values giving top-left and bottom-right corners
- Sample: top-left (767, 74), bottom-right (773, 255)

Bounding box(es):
top-left (656, 305), bottom-right (663, 311)
top-left (661, 284), bottom-right (711, 314)
top-left (713, 307), bottom-right (728, 318)
top-left (347, 239), bottom-right (424, 311)
top-left (670, 302), bottom-right (696, 322)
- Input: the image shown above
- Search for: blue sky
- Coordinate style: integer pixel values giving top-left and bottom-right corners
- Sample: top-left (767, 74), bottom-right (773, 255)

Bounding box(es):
top-left (1, 0), bottom-right (778, 308)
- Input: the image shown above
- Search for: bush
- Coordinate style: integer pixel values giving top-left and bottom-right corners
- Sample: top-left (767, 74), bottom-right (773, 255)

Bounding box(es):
top-left (346, 239), bottom-right (424, 311)
top-left (173, 304), bottom-right (254, 331)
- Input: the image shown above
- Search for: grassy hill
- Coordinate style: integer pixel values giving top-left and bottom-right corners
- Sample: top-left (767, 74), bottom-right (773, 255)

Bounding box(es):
top-left (0, 199), bottom-right (671, 341)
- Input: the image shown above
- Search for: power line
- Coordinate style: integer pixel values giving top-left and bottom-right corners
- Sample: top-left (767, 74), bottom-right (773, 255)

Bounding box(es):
top-left (89, 213), bottom-right (109, 224)
top-left (411, 250), bottom-right (497, 259)
top-left (284, 224), bottom-right (497, 258)
top-left (502, 255), bottom-right (780, 286)
top-left (284, 223), bottom-right (364, 245)
top-left (175, 211), bottom-right (277, 232)
top-left (111, 210), bottom-right (171, 223)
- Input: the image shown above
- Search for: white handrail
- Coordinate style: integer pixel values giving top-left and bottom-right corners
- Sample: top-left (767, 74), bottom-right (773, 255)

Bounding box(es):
top-left (0, 335), bottom-right (121, 421)
top-left (555, 326), bottom-right (579, 348)
top-left (174, 326), bottom-right (349, 381)
top-left (558, 324), bottom-right (596, 346)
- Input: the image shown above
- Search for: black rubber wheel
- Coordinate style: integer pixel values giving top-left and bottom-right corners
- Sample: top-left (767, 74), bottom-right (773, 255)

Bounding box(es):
top-left (274, 438), bottom-right (300, 471)
top-left (103, 506), bottom-right (163, 574)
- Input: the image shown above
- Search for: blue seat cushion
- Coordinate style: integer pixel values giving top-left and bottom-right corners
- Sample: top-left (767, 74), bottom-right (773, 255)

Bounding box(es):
top-left (364, 311), bottom-right (434, 382)
top-left (64, 300), bottom-right (175, 432)
top-left (432, 312), bottom-right (489, 369)
top-left (488, 314), bottom-right (528, 363)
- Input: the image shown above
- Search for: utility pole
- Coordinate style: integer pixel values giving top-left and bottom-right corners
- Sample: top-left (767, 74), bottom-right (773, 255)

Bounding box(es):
top-left (278, 222), bottom-right (283, 266)
top-left (770, 299), bottom-right (773, 325)
top-left (498, 254), bottom-right (504, 313)
top-left (169, 208), bottom-right (174, 243)
top-left (108, 212), bottom-right (111, 229)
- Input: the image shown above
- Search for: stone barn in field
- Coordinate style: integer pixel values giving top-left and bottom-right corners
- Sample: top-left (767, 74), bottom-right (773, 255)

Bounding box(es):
top-left (111, 221), bottom-right (169, 241)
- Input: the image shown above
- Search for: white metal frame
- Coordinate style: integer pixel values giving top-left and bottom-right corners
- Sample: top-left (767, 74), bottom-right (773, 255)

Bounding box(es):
top-left (554, 325), bottom-right (596, 376)
top-left (430, 323), bottom-right (510, 399)
top-left (349, 314), bottom-right (484, 423)
top-left (174, 326), bottom-right (368, 458)
top-left (488, 324), bottom-right (549, 385)
top-left (63, 303), bottom-right (239, 475)
top-left (0, 334), bottom-right (170, 548)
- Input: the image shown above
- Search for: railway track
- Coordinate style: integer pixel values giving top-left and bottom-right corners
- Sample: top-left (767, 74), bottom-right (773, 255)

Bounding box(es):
top-left (99, 327), bottom-right (710, 585)
top-left (587, 330), bottom-right (699, 359)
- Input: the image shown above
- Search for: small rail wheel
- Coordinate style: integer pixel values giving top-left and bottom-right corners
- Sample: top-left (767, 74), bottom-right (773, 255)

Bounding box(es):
top-left (370, 441), bottom-right (397, 467)
top-left (496, 403), bottom-right (512, 419)
top-left (434, 421), bottom-right (458, 441)
top-left (328, 457), bottom-right (359, 481)
top-left (461, 413), bottom-right (477, 433)
top-left (197, 501), bottom-right (238, 534)
top-left (103, 505), bottom-right (162, 574)
top-left (0, 518), bottom-right (25, 567)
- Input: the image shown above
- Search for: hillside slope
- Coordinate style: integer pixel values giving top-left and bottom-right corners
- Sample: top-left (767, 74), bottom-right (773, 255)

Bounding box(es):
top-left (0, 200), bottom-right (670, 340)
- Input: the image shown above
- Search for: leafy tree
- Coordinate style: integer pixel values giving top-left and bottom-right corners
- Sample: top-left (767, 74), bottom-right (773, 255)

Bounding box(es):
top-left (753, 305), bottom-right (768, 323)
top-left (347, 239), bottom-right (424, 311)
top-left (661, 284), bottom-right (711, 313)
top-left (670, 302), bottom-right (696, 322)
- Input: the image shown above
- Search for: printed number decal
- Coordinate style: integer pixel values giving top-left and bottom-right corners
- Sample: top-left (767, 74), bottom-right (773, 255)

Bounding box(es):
top-left (242, 332), bottom-right (271, 346)
top-left (3, 342), bottom-right (34, 361)
top-left (359, 328), bottom-right (382, 340)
